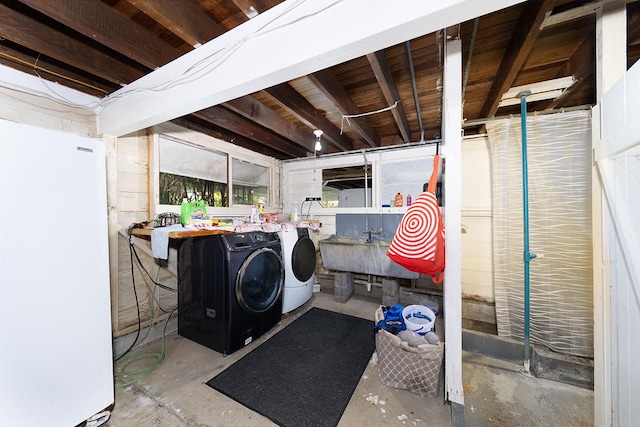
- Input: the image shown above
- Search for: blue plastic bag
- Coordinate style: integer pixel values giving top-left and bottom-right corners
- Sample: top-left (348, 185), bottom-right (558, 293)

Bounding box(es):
top-left (373, 304), bottom-right (406, 334)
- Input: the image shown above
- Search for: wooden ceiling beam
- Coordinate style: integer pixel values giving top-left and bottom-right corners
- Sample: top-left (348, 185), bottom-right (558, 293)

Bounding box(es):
top-left (17, 0), bottom-right (181, 69)
top-left (0, 43), bottom-right (115, 96)
top-left (546, 34), bottom-right (594, 109)
top-left (629, 2), bottom-right (640, 45)
top-left (193, 106), bottom-right (308, 158)
top-left (540, 0), bottom-right (626, 29)
top-left (0, 2), bottom-right (145, 85)
top-left (367, 50), bottom-right (412, 143)
top-left (480, 0), bottom-right (556, 118)
top-left (263, 83), bottom-right (353, 152)
top-left (16, 1), bottom-right (316, 155)
top-left (230, 0), bottom-right (275, 18)
top-left (223, 95), bottom-right (314, 153)
top-left (99, 1), bottom-right (526, 136)
top-left (308, 69), bottom-right (381, 148)
top-left (173, 116), bottom-right (285, 159)
top-left (128, 0), bottom-right (225, 47)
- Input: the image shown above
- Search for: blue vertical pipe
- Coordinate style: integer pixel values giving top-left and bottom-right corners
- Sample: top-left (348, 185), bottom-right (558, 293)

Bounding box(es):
top-left (518, 90), bottom-right (536, 374)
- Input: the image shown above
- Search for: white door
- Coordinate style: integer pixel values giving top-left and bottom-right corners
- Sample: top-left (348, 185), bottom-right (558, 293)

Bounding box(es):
top-left (593, 59), bottom-right (640, 426)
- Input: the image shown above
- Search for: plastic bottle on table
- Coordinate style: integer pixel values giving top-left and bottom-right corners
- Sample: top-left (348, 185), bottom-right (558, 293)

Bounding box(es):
top-left (180, 198), bottom-right (189, 225)
top-left (394, 193), bottom-right (403, 207)
top-left (290, 201), bottom-right (301, 222)
top-left (406, 194), bottom-right (412, 206)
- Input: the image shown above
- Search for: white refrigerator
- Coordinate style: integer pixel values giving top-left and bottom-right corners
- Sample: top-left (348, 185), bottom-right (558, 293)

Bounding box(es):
top-left (0, 120), bottom-right (114, 426)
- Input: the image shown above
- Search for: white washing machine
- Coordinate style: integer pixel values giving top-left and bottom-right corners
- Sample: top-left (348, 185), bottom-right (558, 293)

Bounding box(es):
top-left (279, 227), bottom-right (316, 313)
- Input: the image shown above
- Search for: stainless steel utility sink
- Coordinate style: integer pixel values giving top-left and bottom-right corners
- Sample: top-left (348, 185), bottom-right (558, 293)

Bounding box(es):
top-left (318, 235), bottom-right (419, 279)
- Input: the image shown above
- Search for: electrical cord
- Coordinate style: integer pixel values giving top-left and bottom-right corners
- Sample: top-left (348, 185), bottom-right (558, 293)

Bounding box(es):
top-left (129, 244), bottom-right (177, 313)
top-left (114, 305), bottom-right (177, 389)
top-left (114, 229), bottom-right (178, 387)
top-left (113, 232), bottom-right (143, 362)
top-left (126, 223), bottom-right (178, 293)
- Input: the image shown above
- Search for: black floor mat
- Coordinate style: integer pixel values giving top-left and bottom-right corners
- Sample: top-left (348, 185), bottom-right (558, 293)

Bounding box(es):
top-left (206, 307), bottom-right (376, 427)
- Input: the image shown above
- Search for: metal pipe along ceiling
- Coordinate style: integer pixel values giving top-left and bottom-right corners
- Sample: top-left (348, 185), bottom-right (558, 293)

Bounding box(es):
top-left (406, 41), bottom-right (424, 142)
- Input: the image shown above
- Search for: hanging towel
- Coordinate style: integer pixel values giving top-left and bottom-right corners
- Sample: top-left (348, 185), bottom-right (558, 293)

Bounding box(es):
top-left (151, 224), bottom-right (184, 259)
top-left (386, 155), bottom-right (445, 283)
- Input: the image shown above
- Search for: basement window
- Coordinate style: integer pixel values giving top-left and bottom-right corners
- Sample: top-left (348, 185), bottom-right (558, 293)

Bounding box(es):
top-left (232, 159), bottom-right (270, 205)
top-left (158, 136), bottom-right (228, 207)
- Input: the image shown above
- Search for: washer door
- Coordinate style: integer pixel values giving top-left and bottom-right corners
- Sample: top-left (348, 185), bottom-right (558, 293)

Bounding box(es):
top-left (292, 237), bottom-right (316, 282)
top-left (236, 247), bottom-right (284, 314)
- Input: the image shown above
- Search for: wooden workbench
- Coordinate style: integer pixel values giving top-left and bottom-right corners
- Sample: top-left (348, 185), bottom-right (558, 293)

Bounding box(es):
top-left (129, 226), bottom-right (233, 239)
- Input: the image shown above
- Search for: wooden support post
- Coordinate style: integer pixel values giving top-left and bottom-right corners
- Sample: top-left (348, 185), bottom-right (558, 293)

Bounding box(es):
top-left (443, 34), bottom-right (464, 419)
top-left (593, 2), bottom-right (626, 425)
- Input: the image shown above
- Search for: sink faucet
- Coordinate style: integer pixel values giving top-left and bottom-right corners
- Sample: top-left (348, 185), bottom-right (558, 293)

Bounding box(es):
top-left (363, 227), bottom-right (383, 243)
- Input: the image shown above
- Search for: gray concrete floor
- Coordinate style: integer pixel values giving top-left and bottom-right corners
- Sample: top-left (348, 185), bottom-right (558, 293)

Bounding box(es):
top-left (106, 291), bottom-right (593, 426)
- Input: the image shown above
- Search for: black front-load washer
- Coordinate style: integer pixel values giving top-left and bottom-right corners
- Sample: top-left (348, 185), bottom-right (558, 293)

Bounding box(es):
top-left (178, 231), bottom-right (284, 355)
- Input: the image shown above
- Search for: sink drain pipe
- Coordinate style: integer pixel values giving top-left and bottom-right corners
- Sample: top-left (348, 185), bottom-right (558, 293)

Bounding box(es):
top-left (518, 90), bottom-right (537, 374)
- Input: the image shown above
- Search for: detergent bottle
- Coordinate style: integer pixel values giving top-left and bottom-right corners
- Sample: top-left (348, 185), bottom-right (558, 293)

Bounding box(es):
top-left (181, 199), bottom-right (207, 225)
top-left (180, 198), bottom-right (189, 225)
top-left (394, 193), bottom-right (403, 207)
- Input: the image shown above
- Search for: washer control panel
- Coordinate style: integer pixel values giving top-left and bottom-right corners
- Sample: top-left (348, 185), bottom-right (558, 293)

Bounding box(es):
top-left (221, 231), bottom-right (280, 251)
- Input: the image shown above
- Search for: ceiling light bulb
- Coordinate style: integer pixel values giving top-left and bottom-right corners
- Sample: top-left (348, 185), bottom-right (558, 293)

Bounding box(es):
top-left (313, 129), bottom-right (323, 151)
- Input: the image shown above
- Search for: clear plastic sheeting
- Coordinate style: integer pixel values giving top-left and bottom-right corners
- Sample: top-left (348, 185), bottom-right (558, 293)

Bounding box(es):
top-left (487, 110), bottom-right (593, 358)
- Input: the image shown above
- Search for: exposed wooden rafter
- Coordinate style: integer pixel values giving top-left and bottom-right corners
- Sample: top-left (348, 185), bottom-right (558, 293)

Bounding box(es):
top-left (546, 34), bottom-right (595, 109)
top-left (308, 69), bottom-right (380, 148)
top-left (629, 2), bottom-right (640, 44)
top-left (367, 50), bottom-right (412, 144)
top-left (0, 0), bottom-right (626, 159)
top-left (128, 0), bottom-right (225, 47)
top-left (231, 0), bottom-right (274, 18)
top-left (16, 0), bottom-right (181, 69)
top-left (479, 0), bottom-right (556, 119)
top-left (193, 106), bottom-right (308, 158)
top-left (173, 116), bottom-right (285, 159)
top-left (223, 95), bottom-right (314, 153)
top-left (540, 0), bottom-right (633, 29)
top-left (262, 83), bottom-right (353, 152)
top-left (0, 2), bottom-right (145, 85)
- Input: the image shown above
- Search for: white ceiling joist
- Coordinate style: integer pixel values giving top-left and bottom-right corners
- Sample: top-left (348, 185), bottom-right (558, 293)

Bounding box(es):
top-left (98, 0), bottom-right (524, 137)
top-left (540, 0), bottom-right (637, 29)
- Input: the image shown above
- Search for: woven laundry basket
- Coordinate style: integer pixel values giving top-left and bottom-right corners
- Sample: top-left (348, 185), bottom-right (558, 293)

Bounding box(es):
top-left (375, 306), bottom-right (444, 396)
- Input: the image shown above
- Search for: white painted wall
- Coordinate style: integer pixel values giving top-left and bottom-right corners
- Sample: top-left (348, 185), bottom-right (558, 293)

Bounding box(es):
top-left (461, 136), bottom-right (494, 301)
top-left (0, 64), bottom-right (97, 136)
top-left (283, 137), bottom-right (495, 301)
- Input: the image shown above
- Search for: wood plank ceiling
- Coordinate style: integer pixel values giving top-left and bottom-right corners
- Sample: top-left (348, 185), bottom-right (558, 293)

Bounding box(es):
top-left (1, 0), bottom-right (639, 159)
